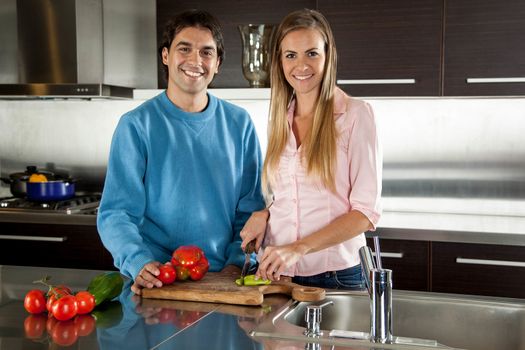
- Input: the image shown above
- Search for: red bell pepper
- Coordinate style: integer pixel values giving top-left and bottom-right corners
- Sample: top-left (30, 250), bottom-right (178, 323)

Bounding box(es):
top-left (171, 245), bottom-right (209, 281)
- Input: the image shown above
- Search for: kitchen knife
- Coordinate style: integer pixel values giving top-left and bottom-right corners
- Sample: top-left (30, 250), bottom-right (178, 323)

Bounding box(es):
top-left (239, 240), bottom-right (256, 285)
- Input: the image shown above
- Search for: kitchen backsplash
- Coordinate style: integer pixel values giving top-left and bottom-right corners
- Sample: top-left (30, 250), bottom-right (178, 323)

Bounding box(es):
top-left (1, 90), bottom-right (524, 216)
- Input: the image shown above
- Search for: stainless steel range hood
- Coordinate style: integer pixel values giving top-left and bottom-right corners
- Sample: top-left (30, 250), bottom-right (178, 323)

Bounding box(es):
top-left (0, 0), bottom-right (156, 99)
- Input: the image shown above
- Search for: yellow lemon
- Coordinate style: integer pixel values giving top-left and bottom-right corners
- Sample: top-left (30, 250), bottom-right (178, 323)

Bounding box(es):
top-left (28, 174), bottom-right (48, 182)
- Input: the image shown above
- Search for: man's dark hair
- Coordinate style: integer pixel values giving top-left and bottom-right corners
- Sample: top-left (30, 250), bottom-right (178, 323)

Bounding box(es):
top-left (158, 9), bottom-right (225, 81)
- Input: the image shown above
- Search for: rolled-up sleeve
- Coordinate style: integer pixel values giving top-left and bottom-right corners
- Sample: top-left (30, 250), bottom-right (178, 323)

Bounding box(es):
top-left (348, 102), bottom-right (383, 229)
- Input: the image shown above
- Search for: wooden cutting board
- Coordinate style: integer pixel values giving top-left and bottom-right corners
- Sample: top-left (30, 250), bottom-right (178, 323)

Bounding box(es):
top-left (141, 272), bottom-right (325, 306)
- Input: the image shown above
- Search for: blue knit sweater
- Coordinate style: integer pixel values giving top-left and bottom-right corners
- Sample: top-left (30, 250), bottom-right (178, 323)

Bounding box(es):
top-left (97, 92), bottom-right (264, 279)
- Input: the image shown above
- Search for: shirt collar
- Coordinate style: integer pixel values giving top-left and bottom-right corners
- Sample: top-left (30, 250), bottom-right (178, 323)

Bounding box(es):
top-left (333, 87), bottom-right (348, 116)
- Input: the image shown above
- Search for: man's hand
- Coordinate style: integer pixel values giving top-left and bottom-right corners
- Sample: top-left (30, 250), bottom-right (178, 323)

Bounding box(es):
top-left (131, 261), bottom-right (163, 295)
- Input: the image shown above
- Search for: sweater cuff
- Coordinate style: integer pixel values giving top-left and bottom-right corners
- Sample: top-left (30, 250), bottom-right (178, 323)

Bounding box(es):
top-left (123, 254), bottom-right (155, 280)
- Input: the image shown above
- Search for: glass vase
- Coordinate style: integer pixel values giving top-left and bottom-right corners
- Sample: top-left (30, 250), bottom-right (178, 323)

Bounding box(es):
top-left (238, 24), bottom-right (275, 88)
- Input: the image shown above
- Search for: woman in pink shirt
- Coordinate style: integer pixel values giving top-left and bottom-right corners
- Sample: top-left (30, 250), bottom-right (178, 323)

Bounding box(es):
top-left (241, 9), bottom-right (382, 289)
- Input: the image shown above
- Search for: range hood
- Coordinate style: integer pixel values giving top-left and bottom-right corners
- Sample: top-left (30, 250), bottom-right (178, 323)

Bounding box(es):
top-left (0, 0), bottom-right (156, 99)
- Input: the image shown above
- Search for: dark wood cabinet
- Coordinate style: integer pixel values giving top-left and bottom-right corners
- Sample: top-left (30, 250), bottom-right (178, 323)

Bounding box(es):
top-left (157, 0), bottom-right (444, 96)
top-left (368, 236), bottom-right (525, 298)
top-left (443, 0), bottom-right (525, 96)
top-left (319, 0), bottom-right (443, 97)
top-left (366, 238), bottom-right (430, 291)
top-left (0, 223), bottom-right (115, 270)
top-left (157, 0), bottom-right (525, 96)
top-left (432, 242), bottom-right (525, 298)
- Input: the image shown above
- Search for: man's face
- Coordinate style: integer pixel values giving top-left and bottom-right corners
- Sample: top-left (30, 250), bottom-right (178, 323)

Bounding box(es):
top-left (162, 26), bottom-right (220, 97)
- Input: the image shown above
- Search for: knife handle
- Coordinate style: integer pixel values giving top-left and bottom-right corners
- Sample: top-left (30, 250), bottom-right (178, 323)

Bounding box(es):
top-left (245, 240), bottom-right (256, 254)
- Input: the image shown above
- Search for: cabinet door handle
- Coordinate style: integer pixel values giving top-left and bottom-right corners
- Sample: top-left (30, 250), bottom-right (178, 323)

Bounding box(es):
top-left (372, 252), bottom-right (404, 259)
top-left (0, 234), bottom-right (67, 242)
top-left (456, 257), bottom-right (525, 268)
top-left (466, 77), bottom-right (525, 83)
top-left (337, 79), bottom-right (416, 85)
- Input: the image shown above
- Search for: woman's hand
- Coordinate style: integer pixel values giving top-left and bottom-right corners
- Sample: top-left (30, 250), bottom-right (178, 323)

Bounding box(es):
top-left (240, 209), bottom-right (270, 252)
top-left (256, 243), bottom-right (308, 281)
top-left (131, 261), bottom-right (163, 295)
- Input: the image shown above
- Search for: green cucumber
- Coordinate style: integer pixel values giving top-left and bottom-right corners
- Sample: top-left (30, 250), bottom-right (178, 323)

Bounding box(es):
top-left (87, 272), bottom-right (124, 306)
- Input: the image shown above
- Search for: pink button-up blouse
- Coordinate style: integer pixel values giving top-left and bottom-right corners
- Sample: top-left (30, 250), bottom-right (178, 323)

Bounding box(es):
top-left (263, 87), bottom-right (382, 277)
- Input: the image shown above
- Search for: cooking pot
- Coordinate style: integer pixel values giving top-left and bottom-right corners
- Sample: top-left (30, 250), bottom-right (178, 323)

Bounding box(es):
top-left (26, 180), bottom-right (75, 201)
top-left (0, 166), bottom-right (54, 198)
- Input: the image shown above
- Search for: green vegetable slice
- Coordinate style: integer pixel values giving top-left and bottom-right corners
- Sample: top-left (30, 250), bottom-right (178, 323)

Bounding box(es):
top-left (235, 274), bottom-right (271, 286)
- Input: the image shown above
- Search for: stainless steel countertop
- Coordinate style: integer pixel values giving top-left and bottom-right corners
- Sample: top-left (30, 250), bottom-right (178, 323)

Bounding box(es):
top-left (0, 211), bottom-right (96, 225)
top-left (369, 227), bottom-right (525, 246)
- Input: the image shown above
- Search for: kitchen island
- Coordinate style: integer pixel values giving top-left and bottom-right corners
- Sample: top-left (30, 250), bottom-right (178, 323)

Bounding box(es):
top-left (0, 265), bottom-right (352, 350)
top-left (3, 265), bottom-right (525, 350)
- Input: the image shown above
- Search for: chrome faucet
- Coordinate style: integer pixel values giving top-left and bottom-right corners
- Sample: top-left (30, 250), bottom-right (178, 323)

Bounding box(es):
top-left (359, 237), bottom-right (393, 344)
top-left (303, 300), bottom-right (334, 337)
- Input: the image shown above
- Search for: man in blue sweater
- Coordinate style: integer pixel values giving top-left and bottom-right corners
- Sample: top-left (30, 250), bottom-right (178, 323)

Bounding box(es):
top-left (97, 10), bottom-right (264, 295)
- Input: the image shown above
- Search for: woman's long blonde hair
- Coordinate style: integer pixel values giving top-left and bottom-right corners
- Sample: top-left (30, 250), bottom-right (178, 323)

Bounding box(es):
top-left (263, 9), bottom-right (338, 195)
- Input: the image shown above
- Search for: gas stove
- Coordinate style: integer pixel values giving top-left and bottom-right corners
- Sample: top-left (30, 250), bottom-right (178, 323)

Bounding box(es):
top-left (0, 193), bottom-right (100, 215)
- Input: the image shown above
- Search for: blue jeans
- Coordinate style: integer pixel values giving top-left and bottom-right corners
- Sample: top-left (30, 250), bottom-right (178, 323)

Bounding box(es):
top-left (292, 264), bottom-right (366, 290)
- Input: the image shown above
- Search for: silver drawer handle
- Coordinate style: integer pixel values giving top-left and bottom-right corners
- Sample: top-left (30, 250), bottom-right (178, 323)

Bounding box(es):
top-left (456, 257), bottom-right (525, 268)
top-left (337, 79), bottom-right (416, 85)
top-left (466, 77), bottom-right (525, 83)
top-left (0, 235), bottom-right (67, 242)
top-left (372, 252), bottom-right (404, 259)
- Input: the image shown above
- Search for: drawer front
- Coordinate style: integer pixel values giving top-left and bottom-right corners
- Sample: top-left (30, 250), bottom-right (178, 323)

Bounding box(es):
top-left (366, 238), bottom-right (430, 291)
top-left (432, 242), bottom-right (525, 298)
top-left (0, 223), bottom-right (115, 270)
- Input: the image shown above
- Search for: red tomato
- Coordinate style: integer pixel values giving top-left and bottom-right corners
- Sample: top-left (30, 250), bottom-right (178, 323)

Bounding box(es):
top-left (51, 295), bottom-right (78, 321)
top-left (158, 264), bottom-right (176, 285)
top-left (47, 294), bottom-right (57, 313)
top-left (23, 290), bottom-right (47, 314)
top-left (74, 314), bottom-right (96, 336)
top-left (48, 285), bottom-right (72, 298)
top-left (172, 245), bottom-right (203, 267)
top-left (23, 314), bottom-right (47, 339)
top-left (75, 291), bottom-right (95, 314)
top-left (189, 256), bottom-right (209, 281)
top-left (51, 320), bottom-right (78, 346)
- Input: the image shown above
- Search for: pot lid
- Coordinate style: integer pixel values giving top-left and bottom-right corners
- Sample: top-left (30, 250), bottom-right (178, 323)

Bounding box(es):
top-left (8, 166), bottom-right (54, 180)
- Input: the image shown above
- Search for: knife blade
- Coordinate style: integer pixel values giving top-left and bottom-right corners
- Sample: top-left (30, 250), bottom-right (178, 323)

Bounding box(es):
top-left (239, 240), bottom-right (256, 285)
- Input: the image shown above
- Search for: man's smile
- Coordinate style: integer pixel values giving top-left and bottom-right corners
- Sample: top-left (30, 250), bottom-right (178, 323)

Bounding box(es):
top-left (181, 68), bottom-right (205, 78)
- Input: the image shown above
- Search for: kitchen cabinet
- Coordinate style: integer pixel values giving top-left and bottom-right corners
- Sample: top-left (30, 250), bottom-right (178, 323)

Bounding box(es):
top-left (157, 0), bottom-right (525, 96)
top-left (371, 236), bottom-right (525, 298)
top-left (0, 223), bottom-right (115, 270)
top-left (318, 0), bottom-right (443, 97)
top-left (366, 238), bottom-right (430, 291)
top-left (156, 0), bottom-right (443, 95)
top-left (432, 241), bottom-right (525, 298)
top-left (443, 0), bottom-right (525, 96)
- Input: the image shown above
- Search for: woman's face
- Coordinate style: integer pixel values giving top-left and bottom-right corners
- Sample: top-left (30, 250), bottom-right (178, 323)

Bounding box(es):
top-left (280, 28), bottom-right (326, 97)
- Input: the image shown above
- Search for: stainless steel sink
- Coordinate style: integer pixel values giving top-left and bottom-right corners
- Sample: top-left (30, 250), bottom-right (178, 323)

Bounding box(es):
top-left (251, 290), bottom-right (525, 350)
